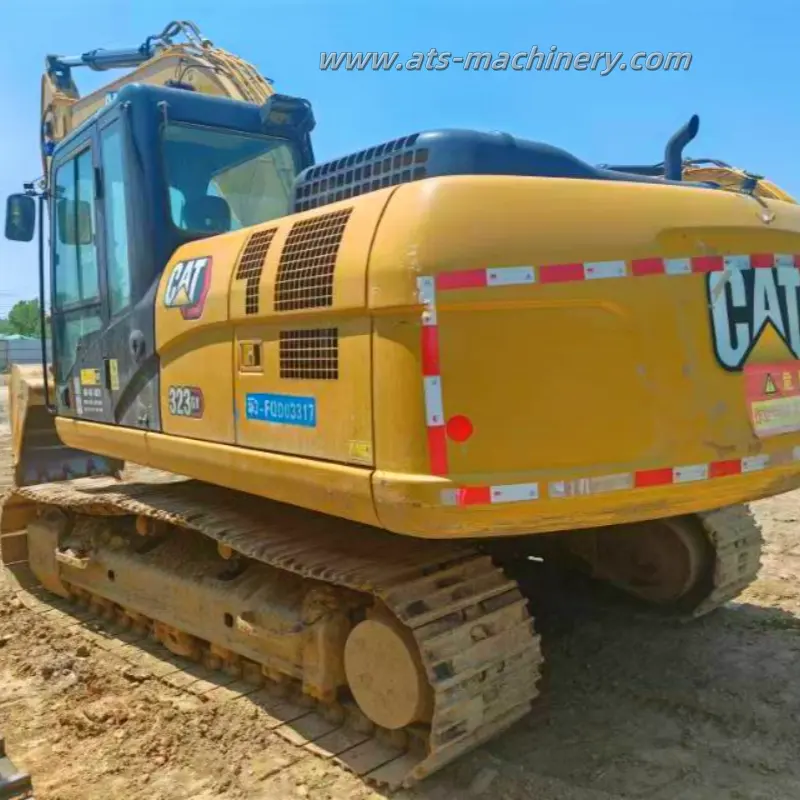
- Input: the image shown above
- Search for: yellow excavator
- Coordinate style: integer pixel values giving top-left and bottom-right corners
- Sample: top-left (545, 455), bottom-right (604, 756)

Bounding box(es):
top-left (3, 20), bottom-right (800, 790)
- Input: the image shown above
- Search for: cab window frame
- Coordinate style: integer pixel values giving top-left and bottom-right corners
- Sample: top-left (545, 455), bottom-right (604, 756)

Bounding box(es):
top-left (49, 130), bottom-right (105, 386)
top-left (159, 121), bottom-right (300, 238)
top-left (98, 116), bottom-right (134, 318)
top-left (51, 142), bottom-right (101, 313)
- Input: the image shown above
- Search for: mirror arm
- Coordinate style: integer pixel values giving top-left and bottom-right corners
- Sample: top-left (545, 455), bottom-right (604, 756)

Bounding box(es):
top-left (37, 194), bottom-right (55, 414)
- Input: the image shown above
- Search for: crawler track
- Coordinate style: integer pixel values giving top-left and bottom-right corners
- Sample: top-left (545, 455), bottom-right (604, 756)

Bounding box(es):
top-left (2, 474), bottom-right (543, 790)
top-left (694, 505), bottom-right (764, 617)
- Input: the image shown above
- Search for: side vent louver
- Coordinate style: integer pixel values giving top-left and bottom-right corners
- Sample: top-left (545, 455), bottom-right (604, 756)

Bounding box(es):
top-left (236, 228), bottom-right (277, 315)
top-left (279, 328), bottom-right (339, 380)
top-left (274, 208), bottom-right (352, 311)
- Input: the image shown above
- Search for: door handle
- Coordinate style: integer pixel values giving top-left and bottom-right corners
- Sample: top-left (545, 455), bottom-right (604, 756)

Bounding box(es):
top-left (129, 330), bottom-right (146, 362)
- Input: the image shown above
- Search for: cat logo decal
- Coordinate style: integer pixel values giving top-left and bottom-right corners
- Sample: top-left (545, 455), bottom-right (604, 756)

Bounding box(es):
top-left (164, 257), bottom-right (212, 320)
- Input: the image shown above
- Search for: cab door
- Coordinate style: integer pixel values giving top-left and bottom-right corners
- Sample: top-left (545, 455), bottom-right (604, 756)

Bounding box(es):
top-left (50, 111), bottom-right (160, 433)
top-left (94, 112), bottom-right (161, 431)
top-left (50, 125), bottom-right (112, 422)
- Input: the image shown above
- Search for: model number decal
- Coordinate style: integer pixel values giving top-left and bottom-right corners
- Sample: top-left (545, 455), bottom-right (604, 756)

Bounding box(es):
top-left (167, 385), bottom-right (204, 418)
top-left (245, 393), bottom-right (316, 427)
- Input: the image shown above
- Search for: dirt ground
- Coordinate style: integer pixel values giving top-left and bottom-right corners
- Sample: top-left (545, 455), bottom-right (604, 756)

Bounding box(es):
top-left (2, 381), bottom-right (800, 800)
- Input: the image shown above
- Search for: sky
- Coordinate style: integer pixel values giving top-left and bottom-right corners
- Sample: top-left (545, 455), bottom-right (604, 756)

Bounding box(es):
top-left (0, 0), bottom-right (798, 310)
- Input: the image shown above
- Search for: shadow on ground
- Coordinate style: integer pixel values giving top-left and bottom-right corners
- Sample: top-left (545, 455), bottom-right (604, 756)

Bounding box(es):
top-left (6, 557), bottom-right (800, 800)
top-left (410, 561), bottom-right (800, 800)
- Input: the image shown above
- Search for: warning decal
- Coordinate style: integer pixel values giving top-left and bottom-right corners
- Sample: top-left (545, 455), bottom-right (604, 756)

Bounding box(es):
top-left (745, 360), bottom-right (800, 438)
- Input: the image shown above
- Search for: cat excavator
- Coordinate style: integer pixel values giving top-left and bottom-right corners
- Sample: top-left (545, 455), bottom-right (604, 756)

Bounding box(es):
top-left (3, 20), bottom-right (800, 790)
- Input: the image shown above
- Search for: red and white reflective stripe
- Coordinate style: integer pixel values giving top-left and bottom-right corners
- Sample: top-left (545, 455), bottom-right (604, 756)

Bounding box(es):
top-left (418, 258), bottom-right (800, 486)
top-left (417, 276), bottom-right (448, 475)
top-left (432, 253), bottom-right (800, 291)
top-left (440, 448), bottom-right (800, 506)
top-left (442, 483), bottom-right (540, 506)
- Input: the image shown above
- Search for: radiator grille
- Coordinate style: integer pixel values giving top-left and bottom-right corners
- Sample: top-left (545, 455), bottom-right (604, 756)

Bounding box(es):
top-left (279, 328), bottom-right (339, 380)
top-left (235, 228), bottom-right (277, 315)
top-left (274, 209), bottom-right (352, 311)
top-left (293, 134), bottom-right (429, 212)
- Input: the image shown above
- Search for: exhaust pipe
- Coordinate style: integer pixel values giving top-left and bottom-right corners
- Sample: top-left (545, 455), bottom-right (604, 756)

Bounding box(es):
top-left (664, 115), bottom-right (700, 182)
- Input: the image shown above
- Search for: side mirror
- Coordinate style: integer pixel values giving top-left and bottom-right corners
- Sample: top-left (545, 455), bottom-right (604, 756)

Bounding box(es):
top-left (260, 94), bottom-right (316, 136)
top-left (5, 194), bottom-right (36, 242)
top-left (56, 198), bottom-right (93, 246)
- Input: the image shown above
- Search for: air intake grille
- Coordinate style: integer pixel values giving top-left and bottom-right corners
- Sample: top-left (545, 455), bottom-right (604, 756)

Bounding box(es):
top-left (279, 328), bottom-right (339, 380)
top-left (235, 228), bottom-right (277, 315)
top-left (293, 134), bottom-right (429, 212)
top-left (274, 209), bottom-right (352, 311)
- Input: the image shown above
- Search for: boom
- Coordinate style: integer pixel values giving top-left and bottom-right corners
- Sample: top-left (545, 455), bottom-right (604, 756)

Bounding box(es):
top-left (40, 20), bottom-right (274, 181)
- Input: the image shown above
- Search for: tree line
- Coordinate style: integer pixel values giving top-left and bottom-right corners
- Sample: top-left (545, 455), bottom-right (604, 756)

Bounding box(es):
top-left (0, 299), bottom-right (49, 338)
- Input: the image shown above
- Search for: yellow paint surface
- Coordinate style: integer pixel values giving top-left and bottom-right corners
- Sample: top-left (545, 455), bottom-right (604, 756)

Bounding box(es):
top-left (58, 173), bottom-right (800, 538)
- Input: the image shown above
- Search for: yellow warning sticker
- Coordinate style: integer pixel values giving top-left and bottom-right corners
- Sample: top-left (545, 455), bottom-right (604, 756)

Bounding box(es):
top-left (348, 440), bottom-right (372, 464)
top-left (764, 373), bottom-right (777, 395)
top-left (80, 368), bottom-right (101, 387)
top-left (108, 359), bottom-right (120, 391)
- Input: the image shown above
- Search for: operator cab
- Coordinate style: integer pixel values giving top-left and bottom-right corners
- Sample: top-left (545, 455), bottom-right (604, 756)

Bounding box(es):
top-left (4, 84), bottom-right (315, 432)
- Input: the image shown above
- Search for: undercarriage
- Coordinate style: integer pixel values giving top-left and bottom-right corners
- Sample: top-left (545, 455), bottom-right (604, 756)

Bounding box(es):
top-left (0, 472), bottom-right (763, 790)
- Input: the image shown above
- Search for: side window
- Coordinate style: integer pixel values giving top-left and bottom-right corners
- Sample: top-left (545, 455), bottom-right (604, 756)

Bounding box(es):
top-left (52, 147), bottom-right (101, 384)
top-left (100, 122), bottom-right (132, 315)
top-left (169, 187), bottom-right (186, 229)
top-left (54, 148), bottom-right (99, 308)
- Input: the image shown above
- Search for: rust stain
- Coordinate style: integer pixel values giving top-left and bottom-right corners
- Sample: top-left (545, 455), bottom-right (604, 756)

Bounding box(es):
top-left (703, 440), bottom-right (738, 458)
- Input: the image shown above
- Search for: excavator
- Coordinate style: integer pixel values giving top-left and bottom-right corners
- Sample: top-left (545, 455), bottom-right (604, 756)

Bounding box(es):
top-left (3, 19), bottom-right (800, 790)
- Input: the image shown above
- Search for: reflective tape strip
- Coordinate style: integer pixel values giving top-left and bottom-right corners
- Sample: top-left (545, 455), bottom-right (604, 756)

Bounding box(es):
top-left (742, 454), bottom-right (770, 472)
top-left (539, 262), bottom-right (585, 283)
top-left (431, 254), bottom-right (800, 292)
top-left (584, 261), bottom-right (627, 280)
top-left (724, 254), bottom-right (753, 271)
top-left (416, 275), bottom-right (436, 305)
top-left (420, 326), bottom-right (440, 375)
top-left (549, 473), bottom-right (633, 498)
top-left (490, 483), bottom-right (540, 503)
top-left (440, 450), bottom-right (800, 506)
top-left (690, 255), bottom-right (725, 273)
top-left (709, 459), bottom-right (742, 478)
top-left (417, 276), bottom-right (449, 476)
top-left (443, 483), bottom-right (539, 506)
top-left (776, 254), bottom-right (800, 268)
top-left (664, 257), bottom-right (692, 275)
top-left (436, 269), bottom-right (487, 291)
top-left (422, 375), bottom-right (444, 426)
top-left (427, 427), bottom-right (448, 476)
top-left (486, 266), bottom-right (535, 286)
top-left (435, 266), bottom-right (535, 290)
top-left (673, 463), bottom-right (710, 483)
top-left (419, 263), bottom-right (800, 485)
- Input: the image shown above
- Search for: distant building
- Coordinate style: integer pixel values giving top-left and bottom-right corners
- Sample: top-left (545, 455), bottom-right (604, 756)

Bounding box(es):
top-left (0, 334), bottom-right (52, 370)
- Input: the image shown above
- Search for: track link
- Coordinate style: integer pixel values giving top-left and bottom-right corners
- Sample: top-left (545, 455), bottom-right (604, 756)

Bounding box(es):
top-left (3, 475), bottom-right (542, 790)
top-left (693, 504), bottom-right (764, 617)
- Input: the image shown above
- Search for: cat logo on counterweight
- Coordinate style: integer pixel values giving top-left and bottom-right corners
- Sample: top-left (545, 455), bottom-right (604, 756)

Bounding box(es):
top-left (708, 267), bottom-right (800, 371)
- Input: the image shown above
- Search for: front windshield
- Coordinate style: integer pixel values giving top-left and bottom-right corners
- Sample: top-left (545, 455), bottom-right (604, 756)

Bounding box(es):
top-left (162, 123), bottom-right (299, 234)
